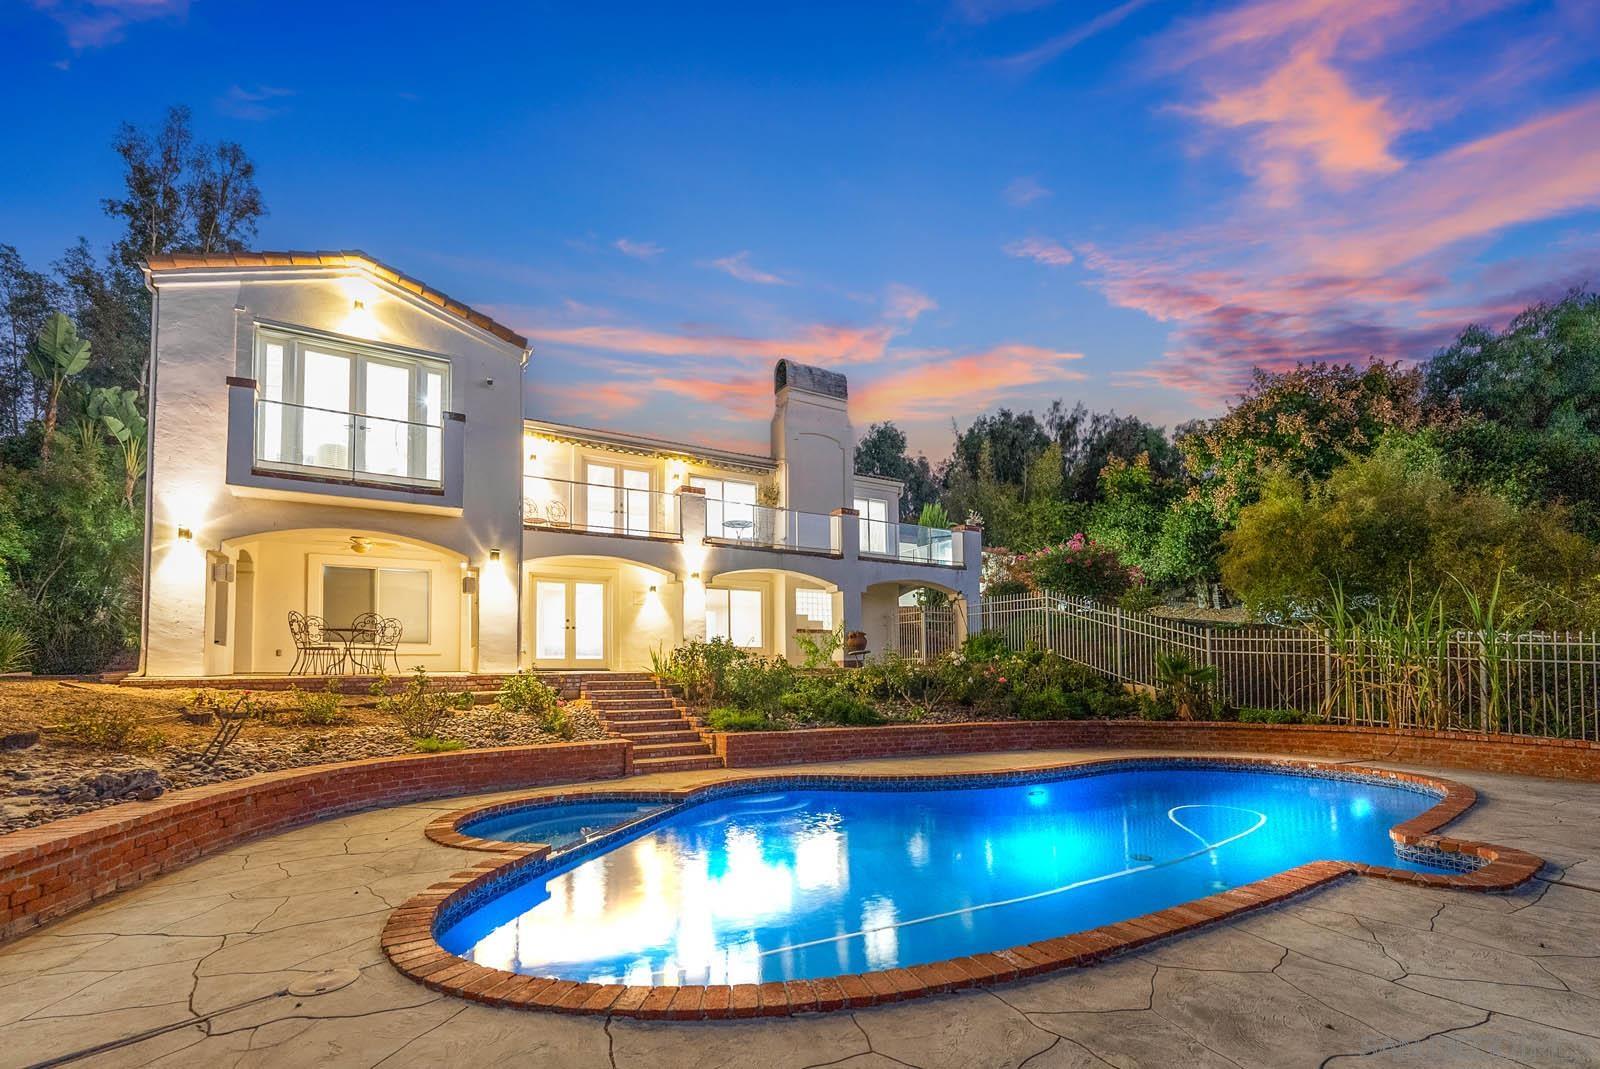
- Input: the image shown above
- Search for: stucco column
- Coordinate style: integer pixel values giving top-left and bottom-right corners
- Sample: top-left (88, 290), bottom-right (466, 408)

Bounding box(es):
top-left (832, 506), bottom-right (860, 561)
top-left (476, 544), bottom-right (520, 673)
top-left (678, 487), bottom-right (708, 643)
top-left (953, 523), bottom-right (984, 635)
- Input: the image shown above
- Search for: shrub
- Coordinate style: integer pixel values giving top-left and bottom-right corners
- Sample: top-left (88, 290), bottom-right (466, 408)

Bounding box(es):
top-left (1015, 683), bottom-right (1081, 721)
top-left (56, 698), bottom-right (162, 752)
top-left (0, 625), bottom-right (34, 673)
top-left (371, 667), bottom-right (473, 738)
top-left (1153, 650), bottom-right (1217, 720)
top-left (706, 706), bottom-right (779, 732)
top-left (652, 638), bottom-right (747, 705)
top-left (1117, 585), bottom-right (1162, 613)
top-left (961, 630), bottom-right (1010, 664)
top-left (498, 670), bottom-right (560, 716)
top-left (413, 736), bottom-right (466, 753)
top-left (779, 678), bottom-right (882, 726)
top-left (794, 625), bottom-right (844, 669)
top-left (289, 676), bottom-right (343, 726)
top-left (1024, 533), bottom-right (1140, 599)
top-left (1238, 706), bottom-right (1322, 725)
top-left (722, 656), bottom-right (795, 714)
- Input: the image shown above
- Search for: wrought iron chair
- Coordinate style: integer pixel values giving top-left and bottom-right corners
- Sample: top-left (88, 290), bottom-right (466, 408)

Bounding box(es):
top-left (346, 612), bottom-right (404, 674)
top-left (288, 611), bottom-right (344, 675)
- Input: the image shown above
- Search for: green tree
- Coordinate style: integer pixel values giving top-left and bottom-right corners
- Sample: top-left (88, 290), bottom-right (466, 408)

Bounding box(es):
top-left (853, 421), bottom-right (941, 517)
top-left (24, 313), bottom-right (91, 465)
top-left (1087, 453), bottom-right (1172, 574)
top-left (1425, 290), bottom-right (1600, 535)
top-left (1181, 360), bottom-right (1431, 524)
top-left (0, 246), bottom-right (61, 435)
top-left (88, 385), bottom-right (147, 507)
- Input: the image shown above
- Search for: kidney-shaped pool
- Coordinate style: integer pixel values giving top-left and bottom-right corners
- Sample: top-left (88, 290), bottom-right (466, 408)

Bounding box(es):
top-left (436, 764), bottom-right (1459, 987)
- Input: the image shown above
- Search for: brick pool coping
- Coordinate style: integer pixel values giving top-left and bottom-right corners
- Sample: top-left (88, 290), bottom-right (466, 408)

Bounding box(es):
top-left (384, 755), bottom-right (1544, 1019)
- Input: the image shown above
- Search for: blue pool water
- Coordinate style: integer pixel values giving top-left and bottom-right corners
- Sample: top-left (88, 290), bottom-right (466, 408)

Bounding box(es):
top-left (437, 766), bottom-right (1454, 986)
top-left (460, 799), bottom-right (666, 850)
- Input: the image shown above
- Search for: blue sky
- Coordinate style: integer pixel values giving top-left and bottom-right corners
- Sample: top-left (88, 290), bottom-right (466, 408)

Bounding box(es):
top-left (4, 0), bottom-right (1600, 456)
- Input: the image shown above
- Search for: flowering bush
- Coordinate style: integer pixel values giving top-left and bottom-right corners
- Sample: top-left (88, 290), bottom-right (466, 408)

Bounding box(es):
top-left (1021, 533), bottom-right (1142, 598)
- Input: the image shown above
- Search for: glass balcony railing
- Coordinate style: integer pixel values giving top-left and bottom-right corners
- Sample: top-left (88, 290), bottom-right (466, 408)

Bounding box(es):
top-left (523, 476), bottom-right (683, 538)
top-left (860, 517), bottom-right (960, 565)
top-left (702, 500), bottom-right (835, 553)
top-left (254, 399), bottom-right (442, 487)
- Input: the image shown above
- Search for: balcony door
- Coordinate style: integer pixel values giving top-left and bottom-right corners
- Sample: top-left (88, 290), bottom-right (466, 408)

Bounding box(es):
top-left (531, 578), bottom-right (607, 669)
top-left (583, 463), bottom-right (652, 535)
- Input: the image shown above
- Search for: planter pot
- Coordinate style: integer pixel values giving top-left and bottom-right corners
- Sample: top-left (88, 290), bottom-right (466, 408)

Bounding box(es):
top-left (845, 631), bottom-right (868, 653)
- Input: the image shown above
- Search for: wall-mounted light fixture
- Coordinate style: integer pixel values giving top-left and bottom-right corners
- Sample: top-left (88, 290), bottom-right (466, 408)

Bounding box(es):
top-left (352, 299), bottom-right (366, 310)
top-left (177, 526), bottom-right (193, 542)
top-left (489, 548), bottom-right (502, 562)
top-left (689, 571), bottom-right (700, 580)
top-left (648, 584), bottom-right (658, 593)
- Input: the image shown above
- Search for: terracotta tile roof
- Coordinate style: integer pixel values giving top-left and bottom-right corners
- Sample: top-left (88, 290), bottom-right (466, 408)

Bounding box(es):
top-left (142, 250), bottom-right (528, 349)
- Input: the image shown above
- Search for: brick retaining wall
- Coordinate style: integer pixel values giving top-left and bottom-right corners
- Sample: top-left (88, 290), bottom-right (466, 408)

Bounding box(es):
top-left (0, 739), bottom-right (631, 943)
top-left (713, 721), bottom-right (1600, 780)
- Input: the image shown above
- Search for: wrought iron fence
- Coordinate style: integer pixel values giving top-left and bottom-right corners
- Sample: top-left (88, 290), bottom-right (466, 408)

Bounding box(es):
top-left (897, 606), bottom-right (961, 661)
top-left (977, 591), bottom-right (1600, 741)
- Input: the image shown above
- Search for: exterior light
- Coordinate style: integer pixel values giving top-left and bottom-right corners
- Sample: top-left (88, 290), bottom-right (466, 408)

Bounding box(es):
top-left (352, 299), bottom-right (365, 310)
top-left (177, 526), bottom-right (193, 541)
top-left (649, 584), bottom-right (658, 593)
top-left (689, 571), bottom-right (700, 579)
top-left (489, 548), bottom-right (502, 562)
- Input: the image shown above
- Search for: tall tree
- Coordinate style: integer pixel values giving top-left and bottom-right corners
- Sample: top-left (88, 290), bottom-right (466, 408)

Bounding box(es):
top-left (23, 313), bottom-right (91, 466)
top-left (853, 421), bottom-right (941, 518)
top-left (1045, 401), bottom-right (1181, 501)
top-left (1425, 290), bottom-right (1600, 535)
top-left (0, 246), bottom-right (60, 435)
top-left (950, 409), bottom-right (1051, 487)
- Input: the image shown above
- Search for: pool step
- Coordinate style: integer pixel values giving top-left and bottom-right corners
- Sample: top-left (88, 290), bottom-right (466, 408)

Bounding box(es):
top-left (582, 676), bottom-right (724, 774)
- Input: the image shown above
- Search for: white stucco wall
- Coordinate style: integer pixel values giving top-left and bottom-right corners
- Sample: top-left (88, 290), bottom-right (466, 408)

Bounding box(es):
top-left (142, 265), bottom-right (526, 676)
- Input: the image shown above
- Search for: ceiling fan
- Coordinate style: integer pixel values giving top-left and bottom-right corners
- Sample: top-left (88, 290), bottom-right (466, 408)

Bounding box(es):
top-left (346, 535), bottom-right (404, 555)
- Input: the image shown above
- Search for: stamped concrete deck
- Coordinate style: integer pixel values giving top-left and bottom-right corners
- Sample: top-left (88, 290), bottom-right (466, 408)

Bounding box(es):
top-left (1, 747), bottom-right (1597, 1068)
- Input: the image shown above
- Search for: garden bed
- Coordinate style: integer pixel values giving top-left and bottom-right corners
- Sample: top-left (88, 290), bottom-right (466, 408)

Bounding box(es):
top-left (0, 677), bottom-right (600, 833)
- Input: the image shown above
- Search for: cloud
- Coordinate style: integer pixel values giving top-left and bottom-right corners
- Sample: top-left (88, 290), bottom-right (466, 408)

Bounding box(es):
top-left (215, 84), bottom-right (295, 121)
top-left (524, 321), bottom-right (896, 366)
top-left (1004, 177), bottom-right (1052, 206)
top-left (709, 251), bottom-right (788, 285)
top-left (613, 238), bottom-right (664, 259)
top-left (999, 0), bottom-right (1155, 71)
top-left (1005, 236), bottom-right (1075, 266)
top-left (651, 374), bottom-right (772, 418)
top-left (855, 345), bottom-right (1086, 421)
top-left (30, 0), bottom-right (187, 49)
top-left (884, 284), bottom-right (938, 323)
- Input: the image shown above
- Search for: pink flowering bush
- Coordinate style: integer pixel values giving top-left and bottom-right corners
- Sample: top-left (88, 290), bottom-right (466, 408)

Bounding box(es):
top-left (1024, 533), bottom-right (1142, 598)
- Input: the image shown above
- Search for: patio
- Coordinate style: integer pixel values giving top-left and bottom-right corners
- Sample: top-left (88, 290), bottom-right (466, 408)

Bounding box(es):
top-left (0, 748), bottom-right (1596, 1067)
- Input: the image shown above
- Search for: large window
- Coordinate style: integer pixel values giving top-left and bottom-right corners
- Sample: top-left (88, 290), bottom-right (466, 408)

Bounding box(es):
top-left (692, 476), bottom-right (758, 539)
top-left (585, 462), bottom-right (653, 535)
top-left (795, 588), bottom-right (833, 629)
top-left (855, 496), bottom-right (890, 555)
top-left (706, 588), bottom-right (763, 648)
top-left (322, 565), bottom-right (431, 643)
top-left (255, 328), bottom-right (447, 485)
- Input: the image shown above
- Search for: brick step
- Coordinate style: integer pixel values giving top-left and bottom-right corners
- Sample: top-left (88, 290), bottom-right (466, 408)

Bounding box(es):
top-left (633, 754), bottom-right (725, 774)
top-left (597, 707), bottom-right (687, 722)
top-left (591, 703), bottom-right (680, 716)
top-left (582, 679), bottom-right (660, 691)
top-left (602, 715), bottom-right (694, 730)
top-left (607, 728), bottom-right (704, 746)
top-left (634, 741), bottom-right (715, 759)
top-left (584, 690), bottom-right (672, 702)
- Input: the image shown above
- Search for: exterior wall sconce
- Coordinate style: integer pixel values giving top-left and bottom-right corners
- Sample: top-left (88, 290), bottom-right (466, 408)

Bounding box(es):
top-left (177, 526), bottom-right (193, 542)
top-left (649, 584), bottom-right (658, 593)
top-left (352, 299), bottom-right (365, 310)
top-left (689, 572), bottom-right (700, 580)
top-left (489, 549), bottom-right (502, 562)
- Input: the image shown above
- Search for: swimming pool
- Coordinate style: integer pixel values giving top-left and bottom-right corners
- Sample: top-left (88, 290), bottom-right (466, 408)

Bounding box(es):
top-left (459, 798), bottom-right (667, 850)
top-left (435, 763), bottom-right (1459, 987)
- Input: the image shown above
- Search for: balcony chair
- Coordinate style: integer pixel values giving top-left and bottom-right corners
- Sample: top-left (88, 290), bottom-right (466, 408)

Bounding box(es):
top-left (288, 611), bottom-right (345, 676)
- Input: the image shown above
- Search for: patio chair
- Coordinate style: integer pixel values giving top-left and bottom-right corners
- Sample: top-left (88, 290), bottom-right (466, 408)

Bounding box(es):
top-left (346, 612), bottom-right (404, 674)
top-left (288, 611), bottom-right (344, 675)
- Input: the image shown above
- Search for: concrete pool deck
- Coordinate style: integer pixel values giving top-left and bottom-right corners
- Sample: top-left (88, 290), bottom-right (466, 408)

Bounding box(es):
top-left (1, 747), bottom-right (1597, 1068)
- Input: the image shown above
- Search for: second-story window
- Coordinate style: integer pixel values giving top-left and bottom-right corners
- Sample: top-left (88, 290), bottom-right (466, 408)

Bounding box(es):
top-left (255, 328), bottom-right (448, 486)
top-left (690, 476), bottom-right (758, 539)
top-left (854, 496), bottom-right (890, 554)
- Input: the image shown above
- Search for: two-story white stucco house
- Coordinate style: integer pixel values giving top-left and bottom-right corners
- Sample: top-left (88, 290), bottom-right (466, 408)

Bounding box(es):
top-left (136, 251), bottom-right (981, 678)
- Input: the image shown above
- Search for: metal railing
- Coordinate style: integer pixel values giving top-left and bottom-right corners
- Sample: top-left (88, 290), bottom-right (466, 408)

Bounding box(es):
top-left (255, 398), bottom-right (442, 486)
top-left (522, 476), bottom-right (682, 538)
top-left (898, 606), bottom-right (961, 660)
top-left (861, 519), bottom-right (959, 565)
top-left (703, 500), bottom-right (835, 553)
top-left (979, 591), bottom-right (1600, 741)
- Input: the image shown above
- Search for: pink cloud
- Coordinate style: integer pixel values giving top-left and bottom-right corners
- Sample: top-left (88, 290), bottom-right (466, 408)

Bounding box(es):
top-left (1003, 176), bottom-right (1052, 206)
top-left (651, 375), bottom-right (771, 418)
top-left (525, 322), bottom-right (896, 366)
top-left (855, 345), bottom-right (1086, 422)
top-left (884, 284), bottom-right (938, 323)
top-left (1005, 236), bottom-right (1075, 266)
top-left (709, 251), bottom-right (788, 285)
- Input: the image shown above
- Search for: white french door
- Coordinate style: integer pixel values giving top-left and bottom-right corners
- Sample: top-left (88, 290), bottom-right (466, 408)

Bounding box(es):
top-left (532, 578), bottom-right (607, 668)
top-left (584, 463), bottom-right (653, 535)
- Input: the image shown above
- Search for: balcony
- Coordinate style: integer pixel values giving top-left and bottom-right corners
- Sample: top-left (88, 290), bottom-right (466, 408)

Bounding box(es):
top-left (859, 517), bottom-right (962, 566)
top-left (702, 500), bottom-right (836, 554)
top-left (226, 382), bottom-right (464, 512)
top-left (523, 476), bottom-right (682, 539)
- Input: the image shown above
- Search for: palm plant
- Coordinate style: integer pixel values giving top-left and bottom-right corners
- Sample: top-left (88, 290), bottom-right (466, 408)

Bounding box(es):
top-left (89, 386), bottom-right (148, 507)
top-left (1155, 650), bottom-right (1217, 720)
top-left (24, 313), bottom-right (91, 466)
top-left (0, 626), bottom-right (34, 674)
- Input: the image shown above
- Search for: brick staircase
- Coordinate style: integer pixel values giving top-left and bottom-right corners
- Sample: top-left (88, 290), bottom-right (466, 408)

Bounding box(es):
top-left (579, 673), bottom-right (724, 774)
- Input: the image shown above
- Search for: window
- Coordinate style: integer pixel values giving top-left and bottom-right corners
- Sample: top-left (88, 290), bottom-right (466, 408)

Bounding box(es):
top-left (321, 565), bottom-right (431, 643)
top-left (692, 476), bottom-right (758, 538)
top-left (795, 588), bottom-right (833, 629)
top-left (855, 496), bottom-right (890, 555)
top-left (706, 588), bottom-right (763, 648)
top-left (255, 328), bottom-right (447, 485)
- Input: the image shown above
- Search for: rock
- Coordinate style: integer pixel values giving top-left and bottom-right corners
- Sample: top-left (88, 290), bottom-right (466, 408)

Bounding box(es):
top-left (1, 730), bottom-right (39, 751)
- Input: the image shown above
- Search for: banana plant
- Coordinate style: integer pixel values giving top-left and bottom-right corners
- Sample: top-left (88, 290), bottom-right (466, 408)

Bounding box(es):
top-left (90, 386), bottom-right (147, 508)
top-left (23, 313), bottom-right (91, 466)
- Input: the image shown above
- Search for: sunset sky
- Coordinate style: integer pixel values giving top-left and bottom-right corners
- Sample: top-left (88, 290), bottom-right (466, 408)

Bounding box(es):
top-left (4, 0), bottom-right (1600, 457)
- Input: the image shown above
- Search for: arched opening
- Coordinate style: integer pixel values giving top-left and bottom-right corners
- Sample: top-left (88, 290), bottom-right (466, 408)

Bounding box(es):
top-left (524, 554), bottom-right (679, 671)
top-left (865, 580), bottom-right (969, 662)
top-left (705, 567), bottom-right (842, 663)
top-left (220, 528), bottom-right (470, 675)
